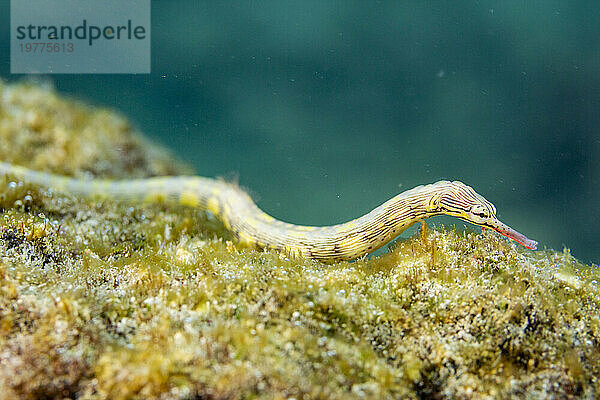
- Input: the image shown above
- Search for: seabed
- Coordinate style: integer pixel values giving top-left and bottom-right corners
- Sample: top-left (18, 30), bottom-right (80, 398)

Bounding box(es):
top-left (0, 81), bottom-right (598, 399)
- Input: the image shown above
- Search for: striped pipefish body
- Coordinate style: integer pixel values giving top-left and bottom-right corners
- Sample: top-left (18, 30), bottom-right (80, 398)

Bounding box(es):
top-left (0, 162), bottom-right (537, 262)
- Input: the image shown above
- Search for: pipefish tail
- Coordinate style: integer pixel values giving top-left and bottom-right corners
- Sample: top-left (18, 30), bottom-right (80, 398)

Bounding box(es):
top-left (0, 162), bottom-right (538, 262)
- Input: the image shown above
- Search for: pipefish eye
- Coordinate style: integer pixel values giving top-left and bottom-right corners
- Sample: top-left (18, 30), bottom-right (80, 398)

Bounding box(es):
top-left (469, 204), bottom-right (490, 219)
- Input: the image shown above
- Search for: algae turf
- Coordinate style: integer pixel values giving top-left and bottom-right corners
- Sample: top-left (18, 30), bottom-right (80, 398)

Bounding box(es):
top-left (0, 80), bottom-right (599, 399)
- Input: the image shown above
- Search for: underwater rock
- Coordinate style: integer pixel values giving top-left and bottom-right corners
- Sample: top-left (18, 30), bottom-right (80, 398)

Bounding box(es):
top-left (0, 81), bottom-right (598, 399)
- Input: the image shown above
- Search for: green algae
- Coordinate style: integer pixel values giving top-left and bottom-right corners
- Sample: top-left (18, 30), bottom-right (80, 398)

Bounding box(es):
top-left (0, 81), bottom-right (599, 399)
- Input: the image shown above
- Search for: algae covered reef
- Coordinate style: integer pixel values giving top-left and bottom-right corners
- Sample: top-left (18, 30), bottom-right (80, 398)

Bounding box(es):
top-left (0, 81), bottom-right (599, 399)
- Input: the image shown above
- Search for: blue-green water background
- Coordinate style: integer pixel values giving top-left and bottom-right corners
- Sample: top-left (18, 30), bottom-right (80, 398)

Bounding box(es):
top-left (1, 1), bottom-right (598, 264)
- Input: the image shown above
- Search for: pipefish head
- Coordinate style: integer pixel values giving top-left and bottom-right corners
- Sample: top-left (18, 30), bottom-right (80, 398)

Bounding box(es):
top-left (432, 181), bottom-right (538, 250)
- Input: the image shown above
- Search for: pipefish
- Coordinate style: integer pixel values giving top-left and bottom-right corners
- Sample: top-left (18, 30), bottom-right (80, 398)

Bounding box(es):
top-left (0, 162), bottom-right (537, 262)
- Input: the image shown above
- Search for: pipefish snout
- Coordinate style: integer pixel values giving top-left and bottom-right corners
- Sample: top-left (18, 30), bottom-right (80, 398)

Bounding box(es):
top-left (0, 162), bottom-right (537, 262)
